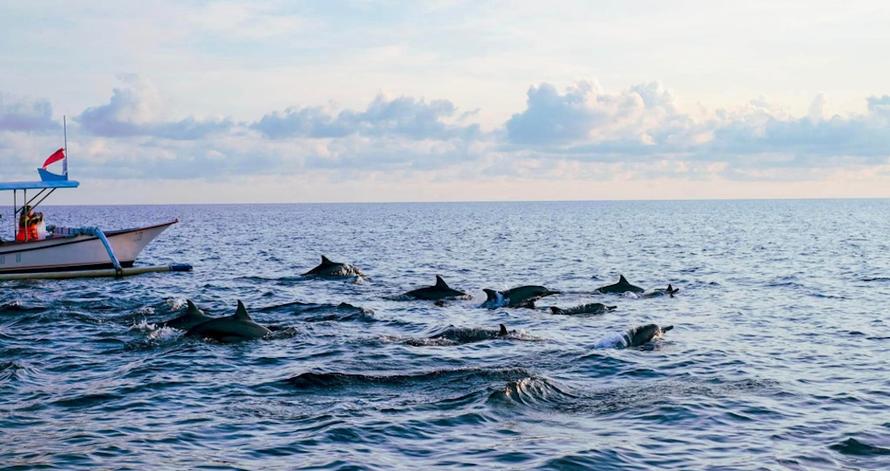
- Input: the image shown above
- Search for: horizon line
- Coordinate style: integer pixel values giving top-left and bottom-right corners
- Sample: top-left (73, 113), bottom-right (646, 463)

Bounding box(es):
top-left (26, 195), bottom-right (890, 206)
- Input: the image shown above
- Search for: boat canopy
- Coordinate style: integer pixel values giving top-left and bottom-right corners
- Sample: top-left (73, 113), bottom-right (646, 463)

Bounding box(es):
top-left (0, 181), bottom-right (80, 191)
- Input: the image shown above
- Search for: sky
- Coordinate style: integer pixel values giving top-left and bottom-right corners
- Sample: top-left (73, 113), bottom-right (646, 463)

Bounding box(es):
top-left (2, 0), bottom-right (890, 204)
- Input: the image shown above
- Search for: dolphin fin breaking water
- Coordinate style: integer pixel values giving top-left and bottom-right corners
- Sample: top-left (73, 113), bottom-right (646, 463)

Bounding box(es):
top-left (596, 275), bottom-right (646, 294)
top-left (405, 276), bottom-right (468, 300)
top-left (161, 299), bottom-right (215, 331)
top-left (482, 286), bottom-right (559, 308)
top-left (303, 255), bottom-right (363, 277)
top-left (185, 300), bottom-right (271, 342)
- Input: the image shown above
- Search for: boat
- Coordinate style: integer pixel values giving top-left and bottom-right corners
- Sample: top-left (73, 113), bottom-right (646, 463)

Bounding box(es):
top-left (0, 122), bottom-right (189, 279)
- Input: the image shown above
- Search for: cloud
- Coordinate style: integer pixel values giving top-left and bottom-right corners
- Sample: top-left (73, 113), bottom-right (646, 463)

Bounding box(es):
top-left (502, 80), bottom-right (890, 175)
top-left (807, 92), bottom-right (828, 122)
top-left (0, 92), bottom-right (60, 133)
top-left (867, 95), bottom-right (890, 119)
top-left (4, 76), bottom-right (890, 187)
top-left (252, 93), bottom-right (481, 141)
top-left (76, 74), bottom-right (232, 140)
top-left (504, 79), bottom-right (687, 146)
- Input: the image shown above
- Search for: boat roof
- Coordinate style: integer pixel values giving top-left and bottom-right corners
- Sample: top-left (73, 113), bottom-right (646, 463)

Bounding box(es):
top-left (0, 181), bottom-right (80, 191)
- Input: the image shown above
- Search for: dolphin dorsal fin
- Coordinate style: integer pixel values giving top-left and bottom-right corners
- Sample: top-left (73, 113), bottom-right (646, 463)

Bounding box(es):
top-left (234, 300), bottom-right (252, 321)
top-left (667, 284), bottom-right (673, 290)
top-left (483, 289), bottom-right (498, 302)
top-left (435, 275), bottom-right (449, 288)
top-left (186, 299), bottom-right (199, 313)
top-left (499, 324), bottom-right (508, 336)
top-left (619, 275), bottom-right (628, 284)
top-left (321, 255), bottom-right (333, 265)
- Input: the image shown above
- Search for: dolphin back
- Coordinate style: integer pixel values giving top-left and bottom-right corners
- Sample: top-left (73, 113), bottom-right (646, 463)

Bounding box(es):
top-left (303, 255), bottom-right (362, 277)
top-left (161, 299), bottom-right (214, 331)
top-left (597, 275), bottom-right (644, 294)
top-left (186, 300), bottom-right (270, 342)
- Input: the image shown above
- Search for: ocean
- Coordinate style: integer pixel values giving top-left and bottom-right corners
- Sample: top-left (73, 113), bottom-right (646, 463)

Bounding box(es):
top-left (2, 200), bottom-right (890, 470)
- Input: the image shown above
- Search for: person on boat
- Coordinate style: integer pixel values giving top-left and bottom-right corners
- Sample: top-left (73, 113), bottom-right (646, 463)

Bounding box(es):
top-left (16, 205), bottom-right (44, 242)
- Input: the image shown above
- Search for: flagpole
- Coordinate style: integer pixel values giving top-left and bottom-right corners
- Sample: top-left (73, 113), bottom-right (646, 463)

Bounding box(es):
top-left (63, 115), bottom-right (68, 177)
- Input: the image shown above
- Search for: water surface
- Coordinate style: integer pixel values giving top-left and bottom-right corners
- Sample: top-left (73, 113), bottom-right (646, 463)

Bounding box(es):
top-left (2, 200), bottom-right (890, 470)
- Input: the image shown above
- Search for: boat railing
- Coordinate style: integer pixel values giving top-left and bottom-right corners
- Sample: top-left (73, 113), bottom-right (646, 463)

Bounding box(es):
top-left (49, 226), bottom-right (91, 237)
top-left (48, 226), bottom-right (123, 275)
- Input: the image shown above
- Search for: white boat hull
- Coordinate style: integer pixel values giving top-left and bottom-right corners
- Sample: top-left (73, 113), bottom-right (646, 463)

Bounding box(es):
top-left (0, 221), bottom-right (175, 274)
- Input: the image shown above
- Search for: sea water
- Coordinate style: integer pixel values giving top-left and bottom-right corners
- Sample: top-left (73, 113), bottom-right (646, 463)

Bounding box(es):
top-left (2, 200), bottom-right (890, 469)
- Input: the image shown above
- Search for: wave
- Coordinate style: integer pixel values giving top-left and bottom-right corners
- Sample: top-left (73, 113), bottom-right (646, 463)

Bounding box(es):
top-left (0, 360), bottom-right (41, 384)
top-left (489, 377), bottom-right (779, 416)
top-left (830, 437), bottom-right (890, 456)
top-left (258, 301), bottom-right (376, 322)
top-left (487, 377), bottom-right (578, 408)
top-left (257, 300), bottom-right (317, 312)
top-left (595, 332), bottom-right (629, 349)
top-left (284, 367), bottom-right (532, 392)
top-left (0, 301), bottom-right (47, 314)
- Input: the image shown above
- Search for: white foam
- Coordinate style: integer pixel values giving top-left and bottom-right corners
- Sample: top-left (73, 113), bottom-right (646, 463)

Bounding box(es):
top-left (129, 319), bottom-right (156, 333)
top-left (595, 332), bottom-right (629, 349)
top-left (166, 298), bottom-right (186, 310)
top-left (134, 306), bottom-right (155, 316)
top-left (482, 292), bottom-right (507, 308)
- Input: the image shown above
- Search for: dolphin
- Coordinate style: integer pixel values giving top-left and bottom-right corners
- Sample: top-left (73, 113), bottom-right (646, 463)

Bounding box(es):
top-left (161, 299), bottom-right (215, 330)
top-left (186, 300), bottom-right (271, 342)
top-left (482, 285), bottom-right (560, 308)
top-left (429, 324), bottom-right (510, 342)
top-left (498, 324), bottom-right (508, 337)
top-left (303, 255), bottom-right (363, 277)
top-left (642, 284), bottom-right (680, 298)
top-left (405, 275), bottom-right (468, 300)
top-left (549, 303), bottom-right (616, 315)
top-left (409, 323), bottom-right (512, 346)
top-left (595, 275), bottom-right (645, 294)
top-left (623, 324), bottom-right (673, 347)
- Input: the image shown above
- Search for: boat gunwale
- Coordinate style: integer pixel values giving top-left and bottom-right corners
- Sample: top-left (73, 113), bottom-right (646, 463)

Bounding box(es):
top-left (0, 220), bottom-right (177, 254)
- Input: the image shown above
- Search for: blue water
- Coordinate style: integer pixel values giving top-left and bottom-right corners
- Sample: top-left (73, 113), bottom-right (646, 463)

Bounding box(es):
top-left (2, 200), bottom-right (890, 470)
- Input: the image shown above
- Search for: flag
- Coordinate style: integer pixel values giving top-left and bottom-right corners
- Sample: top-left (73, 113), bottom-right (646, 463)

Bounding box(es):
top-left (43, 148), bottom-right (65, 170)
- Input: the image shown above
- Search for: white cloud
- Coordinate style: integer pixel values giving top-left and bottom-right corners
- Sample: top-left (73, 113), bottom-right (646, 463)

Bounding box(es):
top-left (0, 92), bottom-right (60, 133)
top-left (504, 79), bottom-right (695, 147)
top-left (76, 75), bottom-right (232, 140)
top-left (807, 92), bottom-right (829, 122)
top-left (502, 79), bottom-right (890, 176)
top-left (252, 93), bottom-right (481, 141)
top-left (3, 76), bottom-right (890, 194)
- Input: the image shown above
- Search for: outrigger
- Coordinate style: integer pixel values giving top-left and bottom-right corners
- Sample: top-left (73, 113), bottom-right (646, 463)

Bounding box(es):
top-left (0, 119), bottom-right (191, 280)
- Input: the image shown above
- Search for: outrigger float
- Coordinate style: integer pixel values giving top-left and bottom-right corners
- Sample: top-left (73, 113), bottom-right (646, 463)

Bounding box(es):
top-left (0, 120), bottom-right (191, 281)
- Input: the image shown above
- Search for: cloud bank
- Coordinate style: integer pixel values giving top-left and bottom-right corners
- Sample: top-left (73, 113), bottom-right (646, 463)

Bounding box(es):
top-left (0, 93), bottom-right (60, 133)
top-left (2, 75), bottom-right (889, 188)
top-left (252, 94), bottom-right (481, 141)
top-left (77, 74), bottom-right (232, 140)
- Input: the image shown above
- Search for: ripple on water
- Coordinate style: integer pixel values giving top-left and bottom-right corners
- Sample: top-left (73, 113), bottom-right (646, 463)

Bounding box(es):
top-left (2, 201), bottom-right (889, 469)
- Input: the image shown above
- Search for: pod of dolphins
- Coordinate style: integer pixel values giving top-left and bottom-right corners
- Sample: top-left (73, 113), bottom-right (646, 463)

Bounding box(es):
top-left (164, 256), bottom-right (676, 347)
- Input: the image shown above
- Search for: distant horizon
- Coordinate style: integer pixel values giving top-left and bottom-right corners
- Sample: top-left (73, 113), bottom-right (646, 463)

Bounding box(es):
top-left (22, 195), bottom-right (890, 207)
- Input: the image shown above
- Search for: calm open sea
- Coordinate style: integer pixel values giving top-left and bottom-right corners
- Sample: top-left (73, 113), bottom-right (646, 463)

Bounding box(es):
top-left (2, 200), bottom-right (890, 470)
